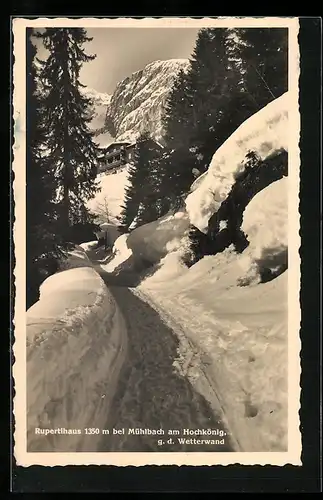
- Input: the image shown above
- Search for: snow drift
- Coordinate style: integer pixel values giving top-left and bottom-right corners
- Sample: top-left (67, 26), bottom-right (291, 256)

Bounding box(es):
top-left (100, 209), bottom-right (191, 276)
top-left (239, 176), bottom-right (288, 284)
top-left (104, 92), bottom-right (290, 279)
top-left (186, 92), bottom-right (289, 233)
top-left (101, 233), bottom-right (133, 273)
top-left (127, 209), bottom-right (190, 264)
top-left (137, 178), bottom-right (289, 452)
top-left (26, 265), bottom-right (128, 452)
top-left (100, 93), bottom-right (291, 451)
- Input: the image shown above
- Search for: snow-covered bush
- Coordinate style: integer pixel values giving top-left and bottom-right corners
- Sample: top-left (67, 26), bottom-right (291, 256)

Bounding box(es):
top-left (186, 92), bottom-right (289, 233)
top-left (238, 176), bottom-right (288, 285)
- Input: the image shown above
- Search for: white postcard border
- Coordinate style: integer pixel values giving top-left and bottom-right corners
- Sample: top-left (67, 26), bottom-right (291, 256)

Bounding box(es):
top-left (12, 16), bottom-right (301, 467)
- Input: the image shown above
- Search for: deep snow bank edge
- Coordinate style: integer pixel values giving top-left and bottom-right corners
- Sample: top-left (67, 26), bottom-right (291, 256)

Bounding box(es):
top-left (26, 265), bottom-right (128, 452)
top-left (186, 92), bottom-right (289, 233)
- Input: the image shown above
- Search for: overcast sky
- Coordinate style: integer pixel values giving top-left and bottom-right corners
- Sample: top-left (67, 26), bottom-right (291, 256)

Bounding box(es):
top-left (34, 28), bottom-right (199, 94)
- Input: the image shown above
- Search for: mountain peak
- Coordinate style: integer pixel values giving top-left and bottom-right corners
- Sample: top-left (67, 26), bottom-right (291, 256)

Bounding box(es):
top-left (81, 86), bottom-right (112, 133)
top-left (103, 58), bottom-right (190, 144)
top-left (81, 86), bottom-right (112, 106)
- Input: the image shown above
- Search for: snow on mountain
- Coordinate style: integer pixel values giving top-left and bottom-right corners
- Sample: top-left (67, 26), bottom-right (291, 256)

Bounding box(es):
top-left (81, 86), bottom-right (112, 133)
top-left (104, 59), bottom-right (190, 144)
top-left (100, 92), bottom-right (295, 452)
top-left (87, 60), bottom-right (190, 221)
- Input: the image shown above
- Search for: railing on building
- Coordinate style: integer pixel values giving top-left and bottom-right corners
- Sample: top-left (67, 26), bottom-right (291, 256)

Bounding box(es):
top-left (98, 143), bottom-right (136, 174)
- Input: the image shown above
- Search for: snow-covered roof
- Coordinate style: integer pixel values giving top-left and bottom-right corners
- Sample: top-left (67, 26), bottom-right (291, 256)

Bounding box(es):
top-left (154, 140), bottom-right (165, 149)
top-left (107, 141), bottom-right (131, 147)
top-left (98, 141), bottom-right (131, 152)
top-left (98, 141), bottom-right (138, 154)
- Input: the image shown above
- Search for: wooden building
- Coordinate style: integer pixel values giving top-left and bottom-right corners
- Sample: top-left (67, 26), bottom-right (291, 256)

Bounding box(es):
top-left (97, 141), bottom-right (136, 173)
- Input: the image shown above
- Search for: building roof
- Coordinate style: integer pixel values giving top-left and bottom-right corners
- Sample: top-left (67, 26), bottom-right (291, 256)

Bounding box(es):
top-left (98, 139), bottom-right (162, 153)
top-left (100, 141), bottom-right (131, 150)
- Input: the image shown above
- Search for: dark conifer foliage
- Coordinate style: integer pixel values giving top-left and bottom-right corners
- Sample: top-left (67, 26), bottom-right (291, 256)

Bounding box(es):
top-left (159, 27), bottom-right (288, 216)
top-left (160, 28), bottom-right (241, 203)
top-left (172, 27), bottom-right (289, 264)
top-left (123, 28), bottom-right (288, 264)
top-left (26, 31), bottom-right (64, 309)
top-left (186, 149), bottom-right (288, 268)
top-left (238, 28), bottom-right (288, 110)
top-left (35, 28), bottom-right (100, 238)
top-left (26, 28), bottom-right (102, 307)
top-left (120, 132), bottom-right (162, 231)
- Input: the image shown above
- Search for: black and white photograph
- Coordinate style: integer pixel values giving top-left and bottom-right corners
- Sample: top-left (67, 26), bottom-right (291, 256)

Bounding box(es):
top-left (12, 17), bottom-right (301, 466)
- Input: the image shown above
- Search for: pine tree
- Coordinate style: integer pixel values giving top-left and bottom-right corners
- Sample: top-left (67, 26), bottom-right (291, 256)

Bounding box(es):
top-left (188, 28), bottom-right (238, 170)
top-left (36, 28), bottom-right (100, 239)
top-left (160, 28), bottom-right (243, 203)
top-left (135, 155), bottom-right (161, 227)
top-left (119, 162), bottom-right (140, 231)
top-left (160, 66), bottom-right (196, 203)
top-left (163, 68), bottom-right (195, 151)
top-left (119, 132), bottom-right (162, 231)
top-left (26, 31), bottom-right (64, 309)
top-left (184, 28), bottom-right (288, 265)
top-left (237, 28), bottom-right (288, 110)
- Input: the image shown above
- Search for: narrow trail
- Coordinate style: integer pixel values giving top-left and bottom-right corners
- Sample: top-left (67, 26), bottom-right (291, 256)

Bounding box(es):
top-left (90, 258), bottom-right (233, 452)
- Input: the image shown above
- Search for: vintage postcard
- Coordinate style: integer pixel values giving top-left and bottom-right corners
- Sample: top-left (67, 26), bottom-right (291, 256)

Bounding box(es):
top-left (12, 16), bottom-right (301, 467)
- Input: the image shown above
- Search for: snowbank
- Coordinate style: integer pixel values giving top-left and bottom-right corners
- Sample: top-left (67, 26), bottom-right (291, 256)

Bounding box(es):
top-left (242, 177), bottom-right (288, 256)
top-left (95, 94), bottom-right (290, 451)
top-left (140, 261), bottom-right (287, 452)
top-left (137, 175), bottom-right (289, 451)
top-left (58, 245), bottom-right (93, 271)
top-left (131, 162), bottom-right (290, 451)
top-left (26, 266), bottom-right (128, 452)
top-left (100, 209), bottom-right (191, 275)
top-left (101, 233), bottom-right (133, 273)
top-left (79, 241), bottom-right (98, 252)
top-left (239, 176), bottom-right (288, 282)
top-left (186, 92), bottom-right (289, 232)
top-left (127, 209), bottom-right (190, 264)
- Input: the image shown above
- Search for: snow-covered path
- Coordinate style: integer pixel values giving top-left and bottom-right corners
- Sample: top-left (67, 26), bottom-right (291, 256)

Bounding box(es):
top-left (93, 267), bottom-right (234, 452)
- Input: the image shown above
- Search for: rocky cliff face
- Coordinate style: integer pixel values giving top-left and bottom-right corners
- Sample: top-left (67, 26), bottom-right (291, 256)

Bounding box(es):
top-left (104, 59), bottom-right (190, 144)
